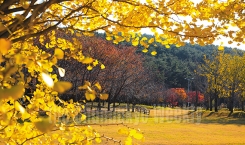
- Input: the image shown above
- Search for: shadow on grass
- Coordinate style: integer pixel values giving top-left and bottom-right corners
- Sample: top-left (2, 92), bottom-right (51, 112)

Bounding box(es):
top-left (206, 112), bottom-right (214, 117)
top-left (193, 111), bottom-right (245, 126)
top-left (200, 118), bottom-right (245, 126)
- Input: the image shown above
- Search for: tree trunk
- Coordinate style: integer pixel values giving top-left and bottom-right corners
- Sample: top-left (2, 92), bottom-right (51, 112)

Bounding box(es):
top-left (229, 98), bottom-right (234, 113)
top-left (195, 89), bottom-right (198, 111)
top-left (107, 101), bottom-right (111, 111)
top-left (97, 99), bottom-right (101, 111)
top-left (214, 96), bottom-right (218, 112)
top-left (91, 101), bottom-right (93, 110)
top-left (214, 89), bottom-right (218, 112)
top-left (112, 95), bottom-right (116, 112)
top-left (209, 95), bottom-right (213, 111)
top-left (127, 103), bottom-right (130, 111)
top-left (132, 104), bottom-right (135, 112)
top-left (229, 87), bottom-right (235, 113)
top-left (84, 103), bottom-right (87, 112)
top-left (206, 99), bottom-right (209, 110)
top-left (113, 101), bottom-right (116, 112)
top-left (242, 100), bottom-right (244, 112)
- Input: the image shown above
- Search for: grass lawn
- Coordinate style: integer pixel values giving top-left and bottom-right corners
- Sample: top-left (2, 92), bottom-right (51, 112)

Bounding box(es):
top-left (2, 106), bottom-right (245, 145)
top-left (89, 107), bottom-right (245, 145)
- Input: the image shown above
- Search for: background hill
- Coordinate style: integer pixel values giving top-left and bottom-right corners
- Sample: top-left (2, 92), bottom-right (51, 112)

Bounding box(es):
top-left (96, 33), bottom-right (244, 89)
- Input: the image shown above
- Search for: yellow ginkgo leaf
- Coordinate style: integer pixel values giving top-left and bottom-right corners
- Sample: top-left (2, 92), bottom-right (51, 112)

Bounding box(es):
top-left (148, 38), bottom-right (154, 44)
top-left (165, 45), bottom-right (170, 48)
top-left (78, 85), bottom-right (87, 90)
top-left (84, 81), bottom-right (91, 86)
top-left (51, 57), bottom-right (57, 64)
top-left (34, 117), bottom-right (55, 133)
top-left (133, 133), bottom-right (144, 140)
top-left (94, 82), bottom-right (102, 91)
top-left (14, 101), bottom-right (25, 114)
top-left (142, 49), bottom-right (148, 53)
top-left (85, 91), bottom-right (96, 101)
top-left (106, 36), bottom-right (113, 40)
top-left (54, 48), bottom-right (64, 59)
top-left (0, 38), bottom-right (11, 55)
top-left (100, 64), bottom-right (105, 69)
top-left (125, 137), bottom-right (132, 145)
top-left (78, 81), bottom-right (91, 90)
top-left (0, 84), bottom-right (25, 100)
top-left (141, 37), bottom-right (147, 41)
top-left (53, 81), bottom-right (72, 94)
top-left (93, 59), bottom-right (99, 66)
top-left (20, 0), bottom-right (29, 9)
top-left (132, 38), bottom-right (139, 46)
top-left (0, 22), bottom-right (6, 32)
top-left (118, 128), bottom-right (129, 135)
top-left (151, 51), bottom-right (157, 56)
top-left (95, 133), bottom-right (102, 143)
top-left (100, 93), bottom-right (109, 100)
top-left (41, 72), bottom-right (54, 88)
top-left (218, 45), bottom-right (224, 51)
top-left (87, 65), bottom-right (93, 70)
top-left (58, 67), bottom-right (65, 77)
top-left (82, 57), bottom-right (93, 64)
top-left (81, 114), bottom-right (86, 121)
top-left (129, 129), bottom-right (137, 136)
top-left (0, 54), bottom-right (4, 63)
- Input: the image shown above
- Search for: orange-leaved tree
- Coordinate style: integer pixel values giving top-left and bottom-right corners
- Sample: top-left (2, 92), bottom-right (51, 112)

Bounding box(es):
top-left (166, 88), bottom-right (187, 107)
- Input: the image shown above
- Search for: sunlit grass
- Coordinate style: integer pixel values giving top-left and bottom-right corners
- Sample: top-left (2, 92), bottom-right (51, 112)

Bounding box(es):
top-left (89, 107), bottom-right (245, 145)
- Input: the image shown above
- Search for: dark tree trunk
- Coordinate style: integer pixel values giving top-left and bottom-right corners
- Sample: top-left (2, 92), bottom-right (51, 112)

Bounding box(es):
top-left (84, 103), bottom-right (87, 112)
top-left (206, 98), bottom-right (209, 110)
top-left (107, 100), bottom-right (111, 111)
top-left (127, 103), bottom-right (130, 111)
top-left (132, 104), bottom-right (136, 112)
top-left (112, 96), bottom-right (116, 112)
top-left (209, 95), bottom-right (213, 111)
top-left (229, 98), bottom-right (234, 113)
top-left (97, 99), bottom-right (101, 111)
top-left (195, 89), bottom-right (198, 111)
top-left (229, 87), bottom-right (235, 113)
top-left (241, 100), bottom-right (244, 112)
top-left (214, 96), bottom-right (218, 112)
top-left (214, 89), bottom-right (218, 112)
top-left (91, 101), bottom-right (93, 110)
top-left (113, 101), bottom-right (116, 112)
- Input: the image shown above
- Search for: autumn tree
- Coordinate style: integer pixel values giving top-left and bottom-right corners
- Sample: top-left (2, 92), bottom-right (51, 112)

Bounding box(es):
top-left (201, 50), bottom-right (245, 113)
top-left (165, 88), bottom-right (187, 107)
top-left (49, 31), bottom-right (147, 112)
top-left (201, 51), bottom-right (226, 112)
top-left (215, 53), bottom-right (245, 113)
top-left (187, 91), bottom-right (204, 105)
top-left (139, 82), bottom-right (166, 106)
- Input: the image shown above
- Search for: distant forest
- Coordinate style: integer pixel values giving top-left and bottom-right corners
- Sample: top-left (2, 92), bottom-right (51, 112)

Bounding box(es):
top-left (96, 33), bottom-right (244, 90)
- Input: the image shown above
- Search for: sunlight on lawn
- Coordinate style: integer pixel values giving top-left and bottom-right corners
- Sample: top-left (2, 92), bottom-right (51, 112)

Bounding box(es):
top-left (90, 108), bottom-right (245, 145)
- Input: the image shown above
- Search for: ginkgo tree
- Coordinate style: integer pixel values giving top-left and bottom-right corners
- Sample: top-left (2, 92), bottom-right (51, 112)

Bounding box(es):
top-left (1, 0), bottom-right (245, 144)
top-left (201, 51), bottom-right (226, 112)
top-left (201, 50), bottom-right (245, 113)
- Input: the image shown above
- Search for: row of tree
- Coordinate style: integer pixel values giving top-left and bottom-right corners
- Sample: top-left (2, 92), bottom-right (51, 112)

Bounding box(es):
top-left (200, 51), bottom-right (245, 113)
top-left (39, 30), bottom-right (161, 111)
top-left (43, 31), bottom-right (210, 111)
top-left (46, 32), bottom-right (245, 113)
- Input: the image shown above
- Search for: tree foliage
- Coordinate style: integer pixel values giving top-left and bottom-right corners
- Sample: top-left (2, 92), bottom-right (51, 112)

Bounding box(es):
top-left (200, 50), bottom-right (245, 112)
top-left (165, 88), bottom-right (187, 107)
top-left (187, 91), bottom-right (204, 104)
